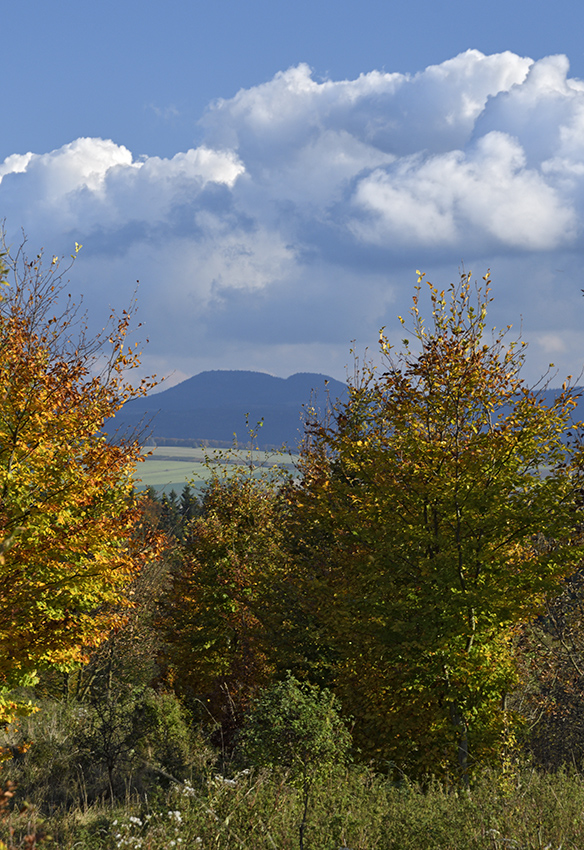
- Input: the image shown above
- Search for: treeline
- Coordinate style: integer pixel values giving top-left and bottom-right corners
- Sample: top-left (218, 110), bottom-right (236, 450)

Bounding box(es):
top-left (143, 273), bottom-right (584, 782)
top-left (8, 272), bottom-right (584, 780)
top-left (4, 255), bottom-right (584, 847)
top-left (4, 428), bottom-right (584, 845)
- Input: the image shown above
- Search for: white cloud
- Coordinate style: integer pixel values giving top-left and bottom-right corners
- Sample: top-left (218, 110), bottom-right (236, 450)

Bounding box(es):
top-left (350, 131), bottom-right (576, 251)
top-left (2, 50), bottom-right (584, 385)
top-left (0, 139), bottom-right (243, 237)
top-left (0, 137), bottom-right (134, 196)
top-left (0, 152), bottom-right (34, 179)
top-left (202, 51), bottom-right (531, 159)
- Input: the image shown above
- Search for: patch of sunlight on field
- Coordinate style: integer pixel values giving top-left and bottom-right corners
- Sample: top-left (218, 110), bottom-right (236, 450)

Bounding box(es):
top-left (133, 445), bottom-right (299, 495)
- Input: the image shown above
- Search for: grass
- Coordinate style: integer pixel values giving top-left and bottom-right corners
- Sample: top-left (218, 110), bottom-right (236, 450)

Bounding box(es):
top-left (4, 766), bottom-right (584, 849)
top-left (133, 446), bottom-right (300, 494)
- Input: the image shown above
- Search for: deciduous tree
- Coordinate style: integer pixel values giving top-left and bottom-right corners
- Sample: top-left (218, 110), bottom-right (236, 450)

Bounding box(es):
top-left (290, 271), bottom-right (584, 779)
top-left (163, 456), bottom-right (291, 745)
top-left (240, 673), bottom-right (351, 850)
top-left (0, 240), bottom-right (156, 728)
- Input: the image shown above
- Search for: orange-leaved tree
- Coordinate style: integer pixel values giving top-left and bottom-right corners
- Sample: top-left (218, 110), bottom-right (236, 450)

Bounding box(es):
top-left (289, 271), bottom-right (584, 780)
top-left (0, 240), bottom-right (156, 730)
top-left (163, 452), bottom-right (292, 747)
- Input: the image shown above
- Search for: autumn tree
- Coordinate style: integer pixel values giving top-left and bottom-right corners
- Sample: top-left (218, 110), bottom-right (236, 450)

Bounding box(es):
top-left (0, 239), bottom-right (157, 728)
top-left (163, 456), bottom-right (292, 747)
top-left (289, 271), bottom-right (584, 780)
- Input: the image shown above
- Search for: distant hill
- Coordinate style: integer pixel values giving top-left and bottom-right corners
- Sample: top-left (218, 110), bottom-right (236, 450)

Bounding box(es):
top-left (105, 373), bottom-right (584, 451)
top-left (105, 370), bottom-right (348, 449)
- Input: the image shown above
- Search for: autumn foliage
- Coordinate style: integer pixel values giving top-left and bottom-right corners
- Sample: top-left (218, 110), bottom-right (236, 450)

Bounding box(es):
top-left (0, 242), bottom-right (157, 728)
top-left (152, 271), bottom-right (584, 782)
top-left (163, 462), bottom-right (291, 741)
top-left (3, 258), bottom-right (584, 798)
top-left (285, 271), bottom-right (584, 778)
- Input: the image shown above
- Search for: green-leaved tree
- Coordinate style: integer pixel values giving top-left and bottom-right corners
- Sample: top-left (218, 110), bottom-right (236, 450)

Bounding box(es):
top-left (289, 271), bottom-right (584, 780)
top-left (240, 674), bottom-right (351, 850)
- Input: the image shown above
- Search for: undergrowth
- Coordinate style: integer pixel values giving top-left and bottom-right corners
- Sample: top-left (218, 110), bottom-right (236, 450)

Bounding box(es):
top-left (3, 766), bottom-right (584, 849)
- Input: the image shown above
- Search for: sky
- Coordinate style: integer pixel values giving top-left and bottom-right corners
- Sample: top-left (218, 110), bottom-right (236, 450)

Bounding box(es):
top-left (2, 0), bottom-right (584, 388)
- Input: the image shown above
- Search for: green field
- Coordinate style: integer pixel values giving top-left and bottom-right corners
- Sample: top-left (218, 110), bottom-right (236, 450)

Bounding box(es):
top-left (134, 445), bottom-right (299, 495)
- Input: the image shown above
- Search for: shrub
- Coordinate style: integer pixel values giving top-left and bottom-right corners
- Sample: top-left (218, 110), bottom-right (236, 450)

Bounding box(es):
top-left (239, 673), bottom-right (352, 850)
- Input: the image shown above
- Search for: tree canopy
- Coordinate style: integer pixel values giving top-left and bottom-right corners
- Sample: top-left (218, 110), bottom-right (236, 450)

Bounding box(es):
top-left (0, 241), bottom-right (158, 728)
top-left (11, 256), bottom-right (581, 784)
top-left (288, 271), bottom-right (584, 779)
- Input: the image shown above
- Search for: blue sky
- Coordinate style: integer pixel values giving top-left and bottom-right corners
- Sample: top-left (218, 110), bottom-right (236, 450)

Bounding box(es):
top-left (5, 0), bottom-right (581, 161)
top-left (3, 0), bottom-right (584, 386)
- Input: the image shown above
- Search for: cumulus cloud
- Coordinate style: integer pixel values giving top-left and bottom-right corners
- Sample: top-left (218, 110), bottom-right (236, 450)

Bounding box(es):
top-left (2, 49), bottom-right (584, 384)
top-left (350, 132), bottom-right (575, 251)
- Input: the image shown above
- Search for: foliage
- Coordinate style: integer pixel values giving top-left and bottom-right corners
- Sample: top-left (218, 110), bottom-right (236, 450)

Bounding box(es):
top-left (157, 485), bottom-right (201, 539)
top-left (6, 240), bottom-right (584, 836)
top-left (513, 567), bottom-right (584, 769)
top-left (1, 689), bottom-right (209, 812)
top-left (162, 449), bottom-right (292, 747)
top-left (288, 271), bottom-right (584, 779)
top-left (239, 673), bottom-right (351, 777)
top-left (0, 240), bottom-right (157, 729)
top-left (0, 547), bottom-right (206, 809)
top-left (239, 674), bottom-right (351, 849)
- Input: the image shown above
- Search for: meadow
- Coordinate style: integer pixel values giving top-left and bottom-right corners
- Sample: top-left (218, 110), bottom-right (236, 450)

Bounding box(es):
top-left (133, 446), bottom-right (300, 494)
top-left (5, 762), bottom-right (584, 849)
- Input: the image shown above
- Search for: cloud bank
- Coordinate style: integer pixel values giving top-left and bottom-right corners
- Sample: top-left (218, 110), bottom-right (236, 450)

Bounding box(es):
top-left (2, 49), bottom-right (584, 385)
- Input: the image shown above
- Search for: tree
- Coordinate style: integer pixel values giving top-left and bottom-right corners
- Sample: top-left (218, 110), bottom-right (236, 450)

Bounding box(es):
top-left (163, 456), bottom-right (291, 748)
top-left (513, 567), bottom-right (584, 770)
top-left (289, 271), bottom-right (584, 780)
top-left (0, 239), bottom-right (157, 728)
top-left (240, 673), bottom-right (351, 850)
top-left (159, 489), bottom-right (181, 537)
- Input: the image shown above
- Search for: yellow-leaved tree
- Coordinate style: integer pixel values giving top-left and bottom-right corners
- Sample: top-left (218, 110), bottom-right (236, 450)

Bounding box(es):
top-left (289, 271), bottom-right (584, 781)
top-left (0, 240), bottom-right (156, 730)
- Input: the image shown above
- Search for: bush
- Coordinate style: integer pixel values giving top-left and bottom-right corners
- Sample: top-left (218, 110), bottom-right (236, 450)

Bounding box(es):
top-left (238, 673), bottom-right (352, 850)
top-left (0, 690), bottom-right (214, 812)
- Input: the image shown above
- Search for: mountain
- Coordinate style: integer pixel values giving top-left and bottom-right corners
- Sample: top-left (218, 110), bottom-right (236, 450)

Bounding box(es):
top-left (106, 371), bottom-right (584, 451)
top-left (106, 370), bottom-right (348, 449)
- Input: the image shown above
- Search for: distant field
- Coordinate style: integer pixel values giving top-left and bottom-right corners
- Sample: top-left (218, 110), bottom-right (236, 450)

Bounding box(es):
top-left (133, 445), bottom-right (299, 495)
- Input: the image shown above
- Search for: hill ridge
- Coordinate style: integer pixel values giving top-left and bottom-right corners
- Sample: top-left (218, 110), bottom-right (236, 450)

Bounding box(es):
top-left (106, 369), bottom-right (348, 449)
